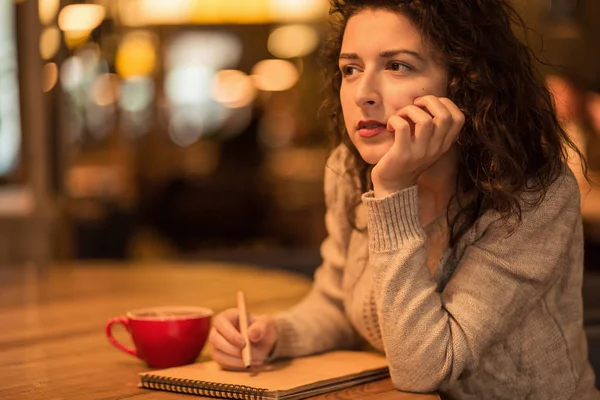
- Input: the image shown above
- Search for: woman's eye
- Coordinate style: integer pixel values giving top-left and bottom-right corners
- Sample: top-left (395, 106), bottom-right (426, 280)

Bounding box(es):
top-left (388, 62), bottom-right (410, 72)
top-left (340, 65), bottom-right (358, 76)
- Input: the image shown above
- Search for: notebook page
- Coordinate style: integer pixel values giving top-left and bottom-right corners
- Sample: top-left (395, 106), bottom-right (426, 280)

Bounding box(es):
top-left (140, 351), bottom-right (389, 392)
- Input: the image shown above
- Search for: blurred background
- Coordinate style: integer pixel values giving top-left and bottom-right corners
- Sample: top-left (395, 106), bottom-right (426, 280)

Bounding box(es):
top-left (1, 0), bottom-right (600, 276)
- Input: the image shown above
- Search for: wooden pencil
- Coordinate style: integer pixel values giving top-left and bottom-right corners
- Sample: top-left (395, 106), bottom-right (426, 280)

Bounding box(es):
top-left (237, 291), bottom-right (252, 368)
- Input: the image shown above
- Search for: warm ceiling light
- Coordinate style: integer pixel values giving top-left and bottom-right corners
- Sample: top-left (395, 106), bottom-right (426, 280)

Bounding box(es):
top-left (189, 0), bottom-right (269, 24)
top-left (118, 0), bottom-right (193, 26)
top-left (269, 0), bottom-right (329, 22)
top-left (117, 0), bottom-right (328, 25)
top-left (58, 4), bottom-right (105, 32)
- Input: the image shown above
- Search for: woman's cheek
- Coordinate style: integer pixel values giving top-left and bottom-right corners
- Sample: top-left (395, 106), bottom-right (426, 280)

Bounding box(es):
top-left (384, 87), bottom-right (417, 111)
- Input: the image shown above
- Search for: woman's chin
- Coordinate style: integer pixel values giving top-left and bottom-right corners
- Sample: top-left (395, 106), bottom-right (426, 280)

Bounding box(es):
top-left (357, 147), bottom-right (389, 165)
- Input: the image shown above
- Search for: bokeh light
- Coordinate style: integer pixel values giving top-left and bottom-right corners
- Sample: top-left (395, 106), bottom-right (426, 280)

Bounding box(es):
top-left (63, 30), bottom-right (91, 50)
top-left (211, 70), bottom-right (256, 108)
top-left (58, 4), bottom-right (105, 32)
top-left (91, 73), bottom-right (120, 107)
top-left (115, 30), bottom-right (158, 78)
top-left (164, 31), bottom-right (245, 146)
top-left (189, 0), bottom-right (270, 24)
top-left (59, 56), bottom-right (84, 91)
top-left (119, 76), bottom-right (155, 113)
top-left (118, 0), bottom-right (329, 25)
top-left (39, 26), bottom-right (61, 60)
top-left (269, 0), bottom-right (329, 22)
top-left (267, 24), bottom-right (319, 59)
top-left (75, 43), bottom-right (102, 71)
top-left (165, 31), bottom-right (242, 71)
top-left (119, 0), bottom-right (194, 27)
top-left (39, 0), bottom-right (60, 26)
top-left (42, 62), bottom-right (59, 93)
top-left (168, 107), bottom-right (207, 147)
top-left (251, 59), bottom-right (299, 91)
top-left (165, 66), bottom-right (213, 106)
top-left (168, 103), bottom-right (228, 146)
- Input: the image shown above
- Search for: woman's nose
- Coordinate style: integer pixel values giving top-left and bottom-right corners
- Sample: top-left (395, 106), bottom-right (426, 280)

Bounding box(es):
top-left (354, 72), bottom-right (381, 109)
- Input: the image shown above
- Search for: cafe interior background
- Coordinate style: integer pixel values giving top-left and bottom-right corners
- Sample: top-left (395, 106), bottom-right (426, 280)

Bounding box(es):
top-left (1, 1), bottom-right (600, 293)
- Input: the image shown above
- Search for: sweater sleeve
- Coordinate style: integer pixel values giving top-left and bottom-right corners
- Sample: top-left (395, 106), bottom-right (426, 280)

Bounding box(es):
top-left (362, 170), bottom-right (581, 392)
top-left (269, 146), bottom-right (363, 359)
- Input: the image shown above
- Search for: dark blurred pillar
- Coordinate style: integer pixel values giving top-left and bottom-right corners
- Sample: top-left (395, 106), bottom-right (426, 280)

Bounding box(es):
top-left (0, 0), bottom-right (56, 267)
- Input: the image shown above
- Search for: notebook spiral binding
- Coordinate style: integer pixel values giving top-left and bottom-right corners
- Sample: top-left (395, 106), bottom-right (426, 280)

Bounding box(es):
top-left (140, 375), bottom-right (269, 399)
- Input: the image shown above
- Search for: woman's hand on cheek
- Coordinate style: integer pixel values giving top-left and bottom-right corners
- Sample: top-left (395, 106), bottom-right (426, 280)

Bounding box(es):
top-left (371, 95), bottom-right (465, 198)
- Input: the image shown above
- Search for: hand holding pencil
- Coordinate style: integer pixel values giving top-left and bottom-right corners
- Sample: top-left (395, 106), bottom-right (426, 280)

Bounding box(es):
top-left (209, 291), bottom-right (279, 370)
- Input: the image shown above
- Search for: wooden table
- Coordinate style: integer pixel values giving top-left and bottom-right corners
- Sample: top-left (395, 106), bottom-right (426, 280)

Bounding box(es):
top-left (0, 261), bottom-right (439, 400)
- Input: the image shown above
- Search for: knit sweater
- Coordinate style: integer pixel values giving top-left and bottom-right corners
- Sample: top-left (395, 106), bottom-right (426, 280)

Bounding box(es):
top-left (271, 145), bottom-right (600, 400)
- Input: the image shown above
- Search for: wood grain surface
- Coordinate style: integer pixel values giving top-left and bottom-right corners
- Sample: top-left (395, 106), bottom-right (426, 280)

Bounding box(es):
top-left (0, 261), bottom-right (440, 400)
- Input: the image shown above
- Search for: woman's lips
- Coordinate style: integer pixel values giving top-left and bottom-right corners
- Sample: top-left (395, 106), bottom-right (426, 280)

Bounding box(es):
top-left (357, 121), bottom-right (388, 138)
top-left (357, 126), bottom-right (387, 138)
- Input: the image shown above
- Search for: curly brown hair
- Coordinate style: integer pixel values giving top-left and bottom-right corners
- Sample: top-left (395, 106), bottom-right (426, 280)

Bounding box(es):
top-left (320, 0), bottom-right (586, 246)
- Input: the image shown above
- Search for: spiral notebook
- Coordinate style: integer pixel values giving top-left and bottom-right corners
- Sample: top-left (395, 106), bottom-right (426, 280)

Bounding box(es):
top-left (139, 350), bottom-right (389, 400)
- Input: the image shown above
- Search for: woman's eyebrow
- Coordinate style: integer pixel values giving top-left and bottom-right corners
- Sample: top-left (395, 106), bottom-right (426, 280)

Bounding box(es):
top-left (339, 49), bottom-right (424, 61)
top-left (339, 52), bottom-right (359, 60)
top-left (379, 49), bottom-right (424, 61)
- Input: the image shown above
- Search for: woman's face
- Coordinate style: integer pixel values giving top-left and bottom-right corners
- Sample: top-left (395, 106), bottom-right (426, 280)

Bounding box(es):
top-left (339, 9), bottom-right (449, 165)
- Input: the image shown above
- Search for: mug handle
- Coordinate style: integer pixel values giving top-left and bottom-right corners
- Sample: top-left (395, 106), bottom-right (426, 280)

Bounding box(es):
top-left (105, 317), bottom-right (138, 358)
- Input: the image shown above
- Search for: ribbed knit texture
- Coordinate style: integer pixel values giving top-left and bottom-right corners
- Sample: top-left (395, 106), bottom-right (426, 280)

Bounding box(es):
top-left (363, 186), bottom-right (426, 252)
top-left (270, 145), bottom-right (599, 400)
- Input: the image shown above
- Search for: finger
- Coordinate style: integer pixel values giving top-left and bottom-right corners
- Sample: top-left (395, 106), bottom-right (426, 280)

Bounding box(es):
top-left (437, 97), bottom-right (465, 134)
top-left (386, 115), bottom-right (412, 156)
top-left (397, 105), bottom-right (435, 157)
top-left (210, 347), bottom-right (246, 370)
top-left (413, 95), bottom-right (453, 140)
top-left (213, 309), bottom-right (246, 348)
top-left (397, 105), bottom-right (435, 141)
top-left (250, 344), bottom-right (274, 362)
top-left (211, 348), bottom-right (264, 370)
top-left (209, 327), bottom-right (245, 357)
top-left (437, 97), bottom-right (465, 150)
top-left (248, 315), bottom-right (269, 342)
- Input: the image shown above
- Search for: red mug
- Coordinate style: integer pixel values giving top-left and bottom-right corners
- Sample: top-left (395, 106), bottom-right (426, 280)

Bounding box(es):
top-left (106, 306), bottom-right (213, 368)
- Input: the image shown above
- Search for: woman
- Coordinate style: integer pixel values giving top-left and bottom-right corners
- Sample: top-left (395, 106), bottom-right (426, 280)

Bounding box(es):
top-left (209, 1), bottom-right (599, 398)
